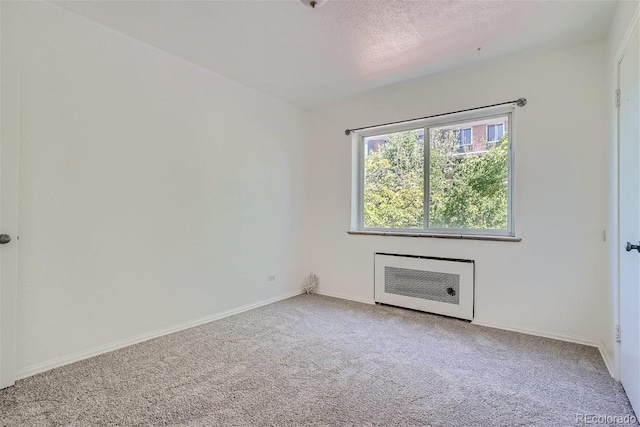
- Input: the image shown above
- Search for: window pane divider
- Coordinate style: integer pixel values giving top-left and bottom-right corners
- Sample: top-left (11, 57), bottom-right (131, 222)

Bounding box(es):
top-left (424, 126), bottom-right (430, 230)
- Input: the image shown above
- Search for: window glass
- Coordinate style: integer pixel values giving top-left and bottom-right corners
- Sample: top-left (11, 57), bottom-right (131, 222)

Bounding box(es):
top-left (363, 129), bottom-right (424, 229)
top-left (429, 116), bottom-right (509, 231)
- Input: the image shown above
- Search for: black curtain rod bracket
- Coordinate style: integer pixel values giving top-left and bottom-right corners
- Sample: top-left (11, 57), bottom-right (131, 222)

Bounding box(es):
top-left (344, 97), bottom-right (527, 136)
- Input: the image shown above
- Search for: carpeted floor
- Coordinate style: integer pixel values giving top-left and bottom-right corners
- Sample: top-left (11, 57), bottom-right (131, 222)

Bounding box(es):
top-left (0, 294), bottom-right (635, 426)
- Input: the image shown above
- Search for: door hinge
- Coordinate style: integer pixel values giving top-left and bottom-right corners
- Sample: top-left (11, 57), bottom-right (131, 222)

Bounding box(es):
top-left (615, 324), bottom-right (621, 343)
top-left (615, 89), bottom-right (621, 107)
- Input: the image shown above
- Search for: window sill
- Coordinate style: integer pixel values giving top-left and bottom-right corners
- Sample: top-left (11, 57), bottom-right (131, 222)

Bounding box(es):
top-left (347, 230), bottom-right (522, 242)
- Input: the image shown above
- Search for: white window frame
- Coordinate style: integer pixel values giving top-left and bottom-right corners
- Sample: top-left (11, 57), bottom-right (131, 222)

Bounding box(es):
top-left (351, 105), bottom-right (516, 237)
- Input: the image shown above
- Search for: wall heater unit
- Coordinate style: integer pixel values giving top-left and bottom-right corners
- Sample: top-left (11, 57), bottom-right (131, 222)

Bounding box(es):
top-left (374, 253), bottom-right (474, 320)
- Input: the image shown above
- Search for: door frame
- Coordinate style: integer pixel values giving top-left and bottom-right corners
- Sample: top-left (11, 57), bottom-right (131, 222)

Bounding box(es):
top-left (0, 2), bottom-right (20, 389)
top-left (615, 4), bottom-right (640, 382)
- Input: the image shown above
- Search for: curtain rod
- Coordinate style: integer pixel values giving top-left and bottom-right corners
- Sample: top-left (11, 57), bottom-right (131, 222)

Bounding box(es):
top-left (344, 98), bottom-right (527, 136)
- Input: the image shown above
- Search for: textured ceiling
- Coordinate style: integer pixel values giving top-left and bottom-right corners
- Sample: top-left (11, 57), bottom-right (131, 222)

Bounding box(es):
top-left (52, 0), bottom-right (617, 110)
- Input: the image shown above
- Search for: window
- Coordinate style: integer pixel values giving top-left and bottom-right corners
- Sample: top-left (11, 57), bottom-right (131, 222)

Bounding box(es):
top-left (455, 128), bottom-right (472, 152)
top-left (487, 123), bottom-right (504, 143)
top-left (355, 108), bottom-right (513, 236)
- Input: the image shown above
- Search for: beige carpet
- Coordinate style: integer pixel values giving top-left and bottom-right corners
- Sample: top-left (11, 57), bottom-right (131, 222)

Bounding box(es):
top-left (0, 294), bottom-right (635, 426)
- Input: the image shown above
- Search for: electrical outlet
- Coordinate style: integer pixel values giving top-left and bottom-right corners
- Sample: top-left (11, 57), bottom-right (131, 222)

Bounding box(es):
top-left (267, 275), bottom-right (276, 282)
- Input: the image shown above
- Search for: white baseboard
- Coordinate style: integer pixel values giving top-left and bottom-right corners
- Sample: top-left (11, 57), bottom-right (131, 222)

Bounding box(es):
top-left (469, 319), bottom-right (615, 378)
top-left (15, 289), bottom-right (304, 381)
top-left (310, 296), bottom-right (614, 376)
top-left (598, 341), bottom-right (615, 378)
top-left (314, 290), bottom-right (375, 305)
top-left (17, 292), bottom-right (615, 382)
top-left (471, 319), bottom-right (600, 348)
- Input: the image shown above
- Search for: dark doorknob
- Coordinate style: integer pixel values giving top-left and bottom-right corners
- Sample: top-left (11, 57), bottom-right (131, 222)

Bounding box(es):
top-left (626, 241), bottom-right (640, 252)
top-left (0, 234), bottom-right (11, 244)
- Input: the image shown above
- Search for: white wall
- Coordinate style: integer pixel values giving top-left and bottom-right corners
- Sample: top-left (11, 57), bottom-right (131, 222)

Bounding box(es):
top-left (4, 2), bottom-right (309, 373)
top-left (308, 42), bottom-right (608, 346)
top-left (1, 0), bottom-right (621, 379)
top-left (604, 0), bottom-right (640, 377)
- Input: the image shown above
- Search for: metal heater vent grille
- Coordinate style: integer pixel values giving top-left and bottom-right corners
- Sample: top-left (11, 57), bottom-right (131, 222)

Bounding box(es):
top-left (384, 266), bottom-right (460, 305)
